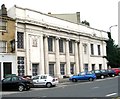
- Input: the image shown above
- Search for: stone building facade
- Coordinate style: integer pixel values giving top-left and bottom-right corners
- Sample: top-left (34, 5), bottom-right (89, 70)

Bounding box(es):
top-left (1, 5), bottom-right (108, 79)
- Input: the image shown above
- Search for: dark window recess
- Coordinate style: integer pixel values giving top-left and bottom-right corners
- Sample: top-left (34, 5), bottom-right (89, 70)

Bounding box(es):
top-left (59, 39), bottom-right (64, 53)
top-left (17, 32), bottom-right (24, 49)
top-left (17, 57), bottom-right (24, 76)
top-left (69, 41), bottom-right (73, 53)
top-left (48, 37), bottom-right (53, 52)
top-left (91, 44), bottom-right (94, 55)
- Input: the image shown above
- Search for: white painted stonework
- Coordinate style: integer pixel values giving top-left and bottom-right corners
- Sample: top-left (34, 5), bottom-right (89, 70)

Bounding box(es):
top-left (6, 5), bottom-right (108, 78)
top-left (0, 54), bottom-right (16, 80)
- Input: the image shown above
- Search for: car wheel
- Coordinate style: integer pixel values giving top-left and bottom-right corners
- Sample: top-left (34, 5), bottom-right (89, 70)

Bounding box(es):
top-left (101, 75), bottom-right (104, 79)
top-left (89, 78), bottom-right (93, 81)
top-left (46, 82), bottom-right (52, 88)
top-left (72, 78), bottom-right (77, 82)
top-left (18, 85), bottom-right (24, 92)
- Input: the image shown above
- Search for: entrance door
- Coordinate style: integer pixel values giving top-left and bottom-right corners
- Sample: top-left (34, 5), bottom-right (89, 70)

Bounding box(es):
top-left (3, 62), bottom-right (12, 78)
top-left (49, 64), bottom-right (54, 76)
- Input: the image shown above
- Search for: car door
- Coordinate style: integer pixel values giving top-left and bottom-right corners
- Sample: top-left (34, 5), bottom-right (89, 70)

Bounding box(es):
top-left (32, 76), bottom-right (40, 86)
top-left (78, 72), bottom-right (86, 80)
top-left (38, 75), bottom-right (47, 85)
top-left (2, 77), bottom-right (12, 90)
top-left (11, 76), bottom-right (20, 89)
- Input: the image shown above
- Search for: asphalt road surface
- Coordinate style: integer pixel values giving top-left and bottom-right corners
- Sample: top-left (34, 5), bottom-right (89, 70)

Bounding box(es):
top-left (1, 76), bottom-right (119, 98)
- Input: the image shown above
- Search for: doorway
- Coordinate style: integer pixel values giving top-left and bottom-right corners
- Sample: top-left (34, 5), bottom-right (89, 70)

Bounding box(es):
top-left (3, 62), bottom-right (12, 78)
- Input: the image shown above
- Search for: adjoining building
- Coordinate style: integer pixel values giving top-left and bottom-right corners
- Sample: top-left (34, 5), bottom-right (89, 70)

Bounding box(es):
top-left (48, 12), bottom-right (81, 24)
top-left (0, 4), bottom-right (108, 79)
top-left (0, 4), bottom-right (16, 80)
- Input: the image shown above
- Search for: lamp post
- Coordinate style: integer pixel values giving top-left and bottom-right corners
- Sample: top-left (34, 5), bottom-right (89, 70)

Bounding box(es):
top-left (109, 25), bottom-right (117, 33)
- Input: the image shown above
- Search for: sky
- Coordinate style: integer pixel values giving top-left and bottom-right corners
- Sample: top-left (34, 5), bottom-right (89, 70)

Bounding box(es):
top-left (0, 0), bottom-right (119, 44)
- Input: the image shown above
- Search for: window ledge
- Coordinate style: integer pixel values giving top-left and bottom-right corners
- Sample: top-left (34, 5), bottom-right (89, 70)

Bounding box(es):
top-left (90, 55), bottom-right (102, 57)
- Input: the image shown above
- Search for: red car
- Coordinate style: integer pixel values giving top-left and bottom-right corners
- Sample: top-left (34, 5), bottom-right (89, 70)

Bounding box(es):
top-left (111, 68), bottom-right (120, 76)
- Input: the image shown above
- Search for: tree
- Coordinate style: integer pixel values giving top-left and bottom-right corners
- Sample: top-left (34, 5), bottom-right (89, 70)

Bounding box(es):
top-left (105, 32), bottom-right (120, 68)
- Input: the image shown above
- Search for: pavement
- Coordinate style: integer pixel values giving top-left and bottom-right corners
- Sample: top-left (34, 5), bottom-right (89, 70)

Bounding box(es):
top-left (59, 78), bottom-right (70, 83)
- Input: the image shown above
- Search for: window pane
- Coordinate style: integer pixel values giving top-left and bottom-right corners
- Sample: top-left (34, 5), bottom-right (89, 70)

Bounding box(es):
top-left (59, 39), bottom-right (64, 52)
top-left (60, 64), bottom-right (65, 75)
top-left (0, 41), bottom-right (6, 52)
top-left (17, 57), bottom-right (24, 76)
top-left (70, 64), bottom-right (74, 74)
top-left (98, 45), bottom-right (101, 55)
top-left (69, 41), bottom-right (73, 53)
top-left (48, 37), bottom-right (53, 52)
top-left (91, 44), bottom-right (94, 55)
top-left (17, 32), bottom-right (24, 49)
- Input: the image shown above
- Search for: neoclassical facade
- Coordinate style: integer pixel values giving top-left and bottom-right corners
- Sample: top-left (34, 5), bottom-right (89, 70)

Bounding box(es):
top-left (4, 5), bottom-right (109, 78)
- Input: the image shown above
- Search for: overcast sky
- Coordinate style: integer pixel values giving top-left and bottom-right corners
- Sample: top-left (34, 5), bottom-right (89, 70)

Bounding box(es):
top-left (1, 0), bottom-right (119, 44)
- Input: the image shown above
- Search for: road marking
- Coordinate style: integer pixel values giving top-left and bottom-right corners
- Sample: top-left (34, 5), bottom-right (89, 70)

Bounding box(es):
top-left (106, 93), bottom-right (117, 97)
top-left (92, 87), bottom-right (99, 89)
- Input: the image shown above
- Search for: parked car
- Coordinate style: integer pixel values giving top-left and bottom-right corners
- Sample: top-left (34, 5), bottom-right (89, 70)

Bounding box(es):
top-left (91, 70), bottom-right (108, 79)
top-left (107, 69), bottom-right (116, 77)
top-left (32, 74), bottom-right (58, 88)
top-left (112, 68), bottom-right (120, 76)
top-left (69, 71), bottom-right (96, 82)
top-left (2, 76), bottom-right (33, 91)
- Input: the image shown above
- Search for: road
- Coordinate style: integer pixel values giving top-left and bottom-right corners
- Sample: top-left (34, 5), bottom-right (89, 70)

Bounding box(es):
top-left (1, 76), bottom-right (119, 98)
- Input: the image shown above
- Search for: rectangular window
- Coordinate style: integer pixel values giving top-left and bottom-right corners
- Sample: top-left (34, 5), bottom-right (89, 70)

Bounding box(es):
top-left (48, 37), bottom-right (53, 52)
top-left (49, 64), bottom-right (54, 76)
top-left (17, 32), bottom-right (24, 49)
top-left (99, 64), bottom-right (102, 70)
top-left (0, 41), bottom-right (7, 53)
top-left (98, 45), bottom-right (101, 55)
top-left (90, 44), bottom-right (94, 55)
top-left (17, 57), bottom-right (24, 76)
top-left (69, 41), bottom-right (73, 53)
top-left (70, 63), bottom-right (74, 74)
top-left (60, 63), bottom-right (65, 75)
top-left (32, 38), bottom-right (38, 47)
top-left (92, 64), bottom-right (95, 70)
top-left (83, 43), bottom-right (87, 54)
top-left (59, 39), bottom-right (64, 53)
top-left (84, 64), bottom-right (88, 72)
top-left (32, 64), bottom-right (39, 76)
top-left (0, 19), bottom-right (7, 31)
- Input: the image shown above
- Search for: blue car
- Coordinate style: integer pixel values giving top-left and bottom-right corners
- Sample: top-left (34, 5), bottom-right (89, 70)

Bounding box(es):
top-left (69, 71), bottom-right (96, 82)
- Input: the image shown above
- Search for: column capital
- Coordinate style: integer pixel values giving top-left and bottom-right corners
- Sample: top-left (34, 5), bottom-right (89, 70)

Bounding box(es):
top-left (82, 43), bottom-right (87, 46)
top-left (75, 40), bottom-right (79, 43)
top-left (43, 34), bottom-right (49, 38)
top-left (55, 36), bottom-right (60, 40)
top-left (66, 38), bottom-right (70, 41)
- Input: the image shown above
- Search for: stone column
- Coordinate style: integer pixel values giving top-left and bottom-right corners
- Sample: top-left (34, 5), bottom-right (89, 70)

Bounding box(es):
top-left (55, 37), bottom-right (60, 77)
top-left (44, 35), bottom-right (49, 74)
top-left (65, 39), bottom-right (70, 76)
top-left (79, 42), bottom-right (84, 72)
top-left (75, 41), bottom-right (79, 74)
top-left (39, 35), bottom-right (44, 74)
